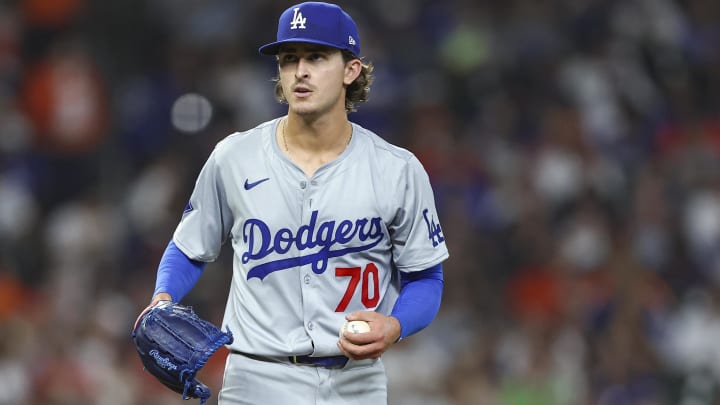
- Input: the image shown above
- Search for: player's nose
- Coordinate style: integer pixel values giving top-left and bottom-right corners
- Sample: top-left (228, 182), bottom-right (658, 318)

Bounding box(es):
top-left (294, 58), bottom-right (310, 79)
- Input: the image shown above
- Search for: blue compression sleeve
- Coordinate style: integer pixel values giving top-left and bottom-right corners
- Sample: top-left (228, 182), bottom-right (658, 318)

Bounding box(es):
top-left (390, 263), bottom-right (444, 340)
top-left (153, 240), bottom-right (206, 302)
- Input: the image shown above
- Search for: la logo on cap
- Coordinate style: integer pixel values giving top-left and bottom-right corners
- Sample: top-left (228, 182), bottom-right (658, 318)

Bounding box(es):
top-left (290, 7), bottom-right (306, 30)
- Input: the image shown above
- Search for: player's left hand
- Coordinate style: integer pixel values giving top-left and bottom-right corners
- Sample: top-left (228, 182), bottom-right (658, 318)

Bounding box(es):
top-left (337, 311), bottom-right (401, 360)
top-left (132, 292), bottom-right (173, 331)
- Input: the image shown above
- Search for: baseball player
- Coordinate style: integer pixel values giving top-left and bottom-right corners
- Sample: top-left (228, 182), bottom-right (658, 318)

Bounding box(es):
top-left (136, 2), bottom-right (449, 404)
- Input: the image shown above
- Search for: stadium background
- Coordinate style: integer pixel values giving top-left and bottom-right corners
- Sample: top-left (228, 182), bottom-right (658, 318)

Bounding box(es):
top-left (0, 0), bottom-right (719, 404)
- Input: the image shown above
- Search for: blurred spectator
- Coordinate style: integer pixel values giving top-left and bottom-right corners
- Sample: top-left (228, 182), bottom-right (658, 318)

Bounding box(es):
top-left (19, 38), bottom-right (108, 155)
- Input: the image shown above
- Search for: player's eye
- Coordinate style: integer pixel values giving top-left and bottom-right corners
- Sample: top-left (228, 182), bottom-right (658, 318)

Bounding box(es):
top-left (279, 54), bottom-right (298, 64)
top-left (307, 52), bottom-right (325, 61)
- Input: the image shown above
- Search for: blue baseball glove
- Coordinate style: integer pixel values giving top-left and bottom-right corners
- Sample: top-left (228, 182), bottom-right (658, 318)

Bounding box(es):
top-left (132, 301), bottom-right (233, 404)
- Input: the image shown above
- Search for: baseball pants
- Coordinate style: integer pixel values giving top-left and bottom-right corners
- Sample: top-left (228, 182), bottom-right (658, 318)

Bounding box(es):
top-left (218, 352), bottom-right (387, 405)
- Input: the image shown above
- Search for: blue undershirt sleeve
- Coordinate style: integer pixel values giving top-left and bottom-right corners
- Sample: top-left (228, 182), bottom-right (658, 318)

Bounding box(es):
top-left (152, 240), bottom-right (206, 302)
top-left (390, 263), bottom-right (444, 340)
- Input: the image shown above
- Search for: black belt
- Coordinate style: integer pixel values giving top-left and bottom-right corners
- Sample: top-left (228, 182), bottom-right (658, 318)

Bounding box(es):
top-left (290, 354), bottom-right (348, 368)
top-left (233, 351), bottom-right (348, 369)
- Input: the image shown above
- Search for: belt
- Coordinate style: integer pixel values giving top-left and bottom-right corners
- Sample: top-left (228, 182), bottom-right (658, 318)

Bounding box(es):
top-left (233, 351), bottom-right (348, 369)
top-left (290, 354), bottom-right (348, 368)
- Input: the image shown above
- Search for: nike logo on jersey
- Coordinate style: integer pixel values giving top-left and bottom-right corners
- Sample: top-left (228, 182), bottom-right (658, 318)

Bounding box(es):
top-left (241, 210), bottom-right (385, 280)
top-left (244, 178), bottom-right (270, 190)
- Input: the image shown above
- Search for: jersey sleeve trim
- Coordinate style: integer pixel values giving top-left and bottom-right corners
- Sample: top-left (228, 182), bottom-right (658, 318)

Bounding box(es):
top-left (393, 251), bottom-right (449, 273)
top-left (172, 234), bottom-right (217, 262)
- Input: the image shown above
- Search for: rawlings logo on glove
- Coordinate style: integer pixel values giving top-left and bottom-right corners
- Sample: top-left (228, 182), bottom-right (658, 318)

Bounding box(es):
top-left (149, 349), bottom-right (178, 370)
top-left (132, 301), bottom-right (233, 404)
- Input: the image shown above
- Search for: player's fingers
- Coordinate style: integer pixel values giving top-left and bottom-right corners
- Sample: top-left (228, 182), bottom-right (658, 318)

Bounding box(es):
top-left (339, 326), bottom-right (390, 358)
top-left (350, 341), bottom-right (385, 359)
top-left (346, 310), bottom-right (379, 322)
top-left (337, 341), bottom-right (365, 360)
top-left (341, 329), bottom-right (376, 345)
top-left (344, 313), bottom-right (400, 346)
top-left (338, 339), bottom-right (384, 360)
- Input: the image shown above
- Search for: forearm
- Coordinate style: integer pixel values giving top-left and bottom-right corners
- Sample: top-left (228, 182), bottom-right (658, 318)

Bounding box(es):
top-left (390, 263), bottom-right (444, 340)
top-left (152, 240), bottom-right (206, 302)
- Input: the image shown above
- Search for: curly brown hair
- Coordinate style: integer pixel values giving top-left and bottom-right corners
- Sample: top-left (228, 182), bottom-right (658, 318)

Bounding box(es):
top-left (273, 51), bottom-right (374, 113)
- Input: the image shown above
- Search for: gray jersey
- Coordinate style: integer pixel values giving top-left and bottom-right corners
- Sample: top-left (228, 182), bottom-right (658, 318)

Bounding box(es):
top-left (173, 117), bottom-right (449, 357)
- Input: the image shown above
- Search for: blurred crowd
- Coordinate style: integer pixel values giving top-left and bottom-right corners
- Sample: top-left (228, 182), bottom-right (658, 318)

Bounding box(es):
top-left (1, 0), bottom-right (719, 404)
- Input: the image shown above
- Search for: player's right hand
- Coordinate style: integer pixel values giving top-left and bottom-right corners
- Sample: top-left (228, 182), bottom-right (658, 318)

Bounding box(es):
top-left (337, 311), bottom-right (401, 360)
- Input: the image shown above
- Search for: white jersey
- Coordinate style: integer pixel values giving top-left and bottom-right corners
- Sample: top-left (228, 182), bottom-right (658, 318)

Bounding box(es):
top-left (173, 117), bottom-right (449, 357)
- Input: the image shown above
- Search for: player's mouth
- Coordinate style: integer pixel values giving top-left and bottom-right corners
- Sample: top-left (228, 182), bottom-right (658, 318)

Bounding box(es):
top-left (293, 85), bottom-right (312, 98)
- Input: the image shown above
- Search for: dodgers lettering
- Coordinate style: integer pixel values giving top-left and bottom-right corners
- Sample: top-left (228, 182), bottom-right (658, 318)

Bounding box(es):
top-left (242, 210), bottom-right (384, 280)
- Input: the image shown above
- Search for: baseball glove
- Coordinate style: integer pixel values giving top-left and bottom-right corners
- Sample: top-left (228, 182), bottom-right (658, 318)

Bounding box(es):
top-left (132, 301), bottom-right (233, 404)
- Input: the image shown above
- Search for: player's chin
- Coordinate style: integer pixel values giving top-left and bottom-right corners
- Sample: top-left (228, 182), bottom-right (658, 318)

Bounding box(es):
top-left (289, 104), bottom-right (321, 117)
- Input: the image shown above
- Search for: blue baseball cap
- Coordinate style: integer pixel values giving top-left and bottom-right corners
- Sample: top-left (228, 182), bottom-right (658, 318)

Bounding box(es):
top-left (259, 2), bottom-right (360, 57)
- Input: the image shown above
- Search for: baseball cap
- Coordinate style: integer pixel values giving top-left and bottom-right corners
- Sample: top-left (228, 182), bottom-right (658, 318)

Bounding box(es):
top-left (258, 2), bottom-right (360, 57)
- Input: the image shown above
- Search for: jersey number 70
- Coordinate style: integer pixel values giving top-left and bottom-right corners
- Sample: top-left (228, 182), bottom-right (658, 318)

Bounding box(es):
top-left (334, 263), bottom-right (379, 312)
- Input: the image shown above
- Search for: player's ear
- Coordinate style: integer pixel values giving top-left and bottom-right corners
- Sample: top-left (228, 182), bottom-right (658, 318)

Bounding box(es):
top-left (343, 58), bottom-right (361, 85)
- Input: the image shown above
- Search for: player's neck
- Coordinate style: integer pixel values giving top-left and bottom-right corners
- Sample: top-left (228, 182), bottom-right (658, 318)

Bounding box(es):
top-left (283, 111), bottom-right (350, 150)
top-left (279, 112), bottom-right (353, 178)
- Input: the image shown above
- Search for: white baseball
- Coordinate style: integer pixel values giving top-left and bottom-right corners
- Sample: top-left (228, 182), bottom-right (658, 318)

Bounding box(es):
top-left (339, 320), bottom-right (371, 338)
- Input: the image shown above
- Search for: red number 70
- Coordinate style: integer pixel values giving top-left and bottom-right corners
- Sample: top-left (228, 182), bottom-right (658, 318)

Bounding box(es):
top-left (334, 263), bottom-right (380, 312)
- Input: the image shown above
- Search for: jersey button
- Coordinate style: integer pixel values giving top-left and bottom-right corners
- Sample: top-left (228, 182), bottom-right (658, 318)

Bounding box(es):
top-left (307, 321), bottom-right (314, 330)
top-left (303, 274), bottom-right (311, 284)
top-left (300, 181), bottom-right (307, 189)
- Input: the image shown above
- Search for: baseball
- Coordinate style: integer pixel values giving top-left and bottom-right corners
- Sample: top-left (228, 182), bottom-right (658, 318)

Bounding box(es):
top-left (340, 320), bottom-right (371, 338)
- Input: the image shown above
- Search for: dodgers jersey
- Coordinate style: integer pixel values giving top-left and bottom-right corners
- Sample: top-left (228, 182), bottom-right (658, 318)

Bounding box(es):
top-left (172, 117), bottom-right (449, 357)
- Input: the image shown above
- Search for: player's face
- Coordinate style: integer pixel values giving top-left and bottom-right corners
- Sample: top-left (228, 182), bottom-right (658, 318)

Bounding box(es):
top-left (277, 43), bottom-right (357, 117)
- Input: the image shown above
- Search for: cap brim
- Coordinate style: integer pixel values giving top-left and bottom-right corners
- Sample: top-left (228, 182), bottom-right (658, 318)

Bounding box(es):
top-left (258, 38), bottom-right (348, 55)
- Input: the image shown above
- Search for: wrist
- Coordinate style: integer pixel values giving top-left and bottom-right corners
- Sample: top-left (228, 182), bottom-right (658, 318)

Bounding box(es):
top-left (389, 316), bottom-right (403, 343)
top-left (152, 292), bottom-right (173, 303)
